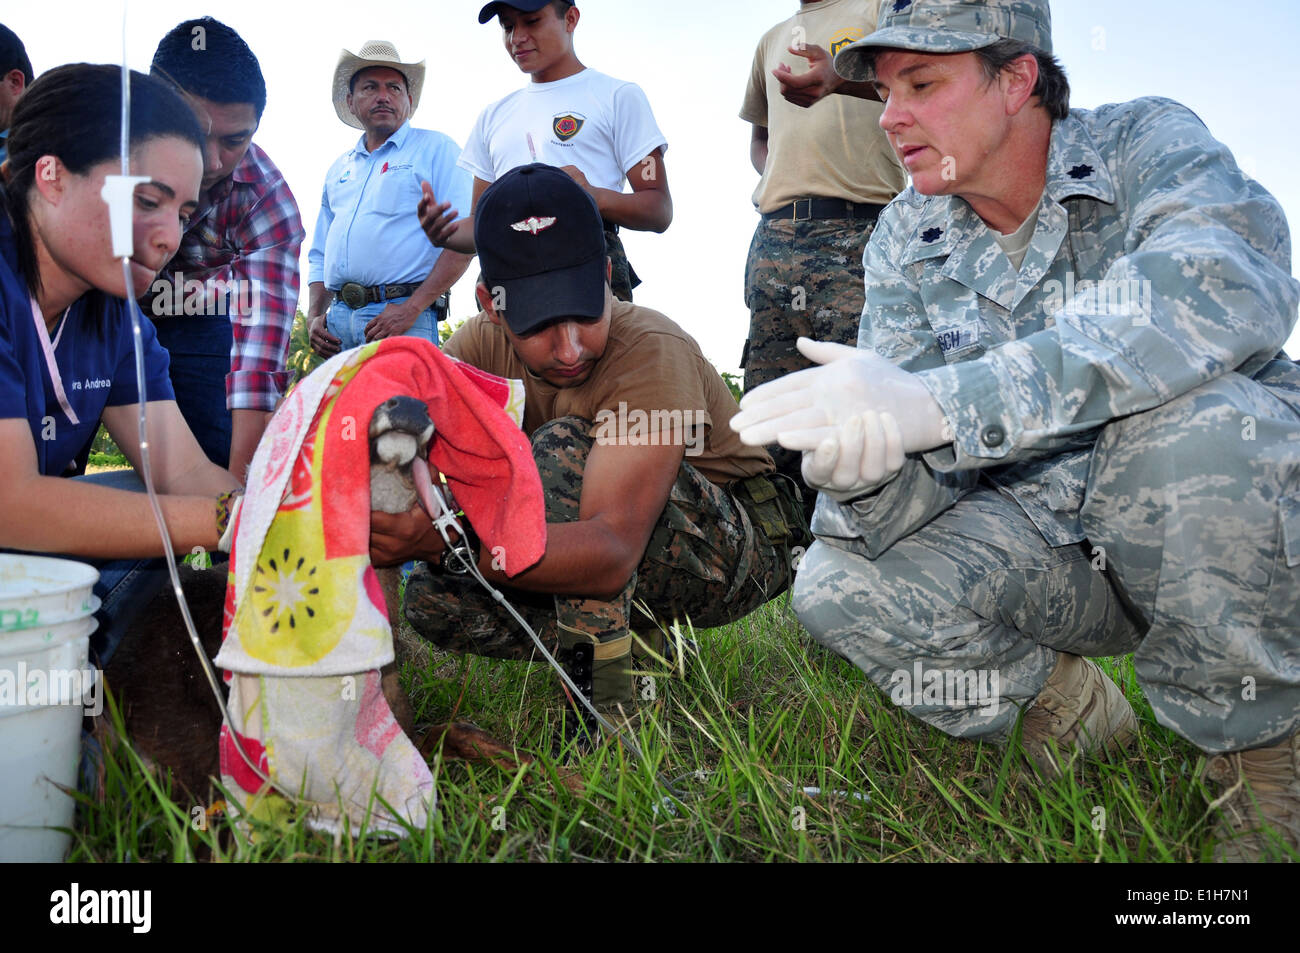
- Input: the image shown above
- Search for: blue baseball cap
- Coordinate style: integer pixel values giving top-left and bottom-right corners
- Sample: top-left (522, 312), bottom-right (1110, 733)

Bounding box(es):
top-left (473, 163), bottom-right (608, 336)
top-left (478, 1), bottom-right (573, 25)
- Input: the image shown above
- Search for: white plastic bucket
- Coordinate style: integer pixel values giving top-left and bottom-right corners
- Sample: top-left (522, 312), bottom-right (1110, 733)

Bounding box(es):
top-left (0, 555), bottom-right (100, 862)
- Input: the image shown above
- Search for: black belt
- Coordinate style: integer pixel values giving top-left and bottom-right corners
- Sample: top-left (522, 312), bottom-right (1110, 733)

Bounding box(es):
top-left (333, 281), bottom-right (449, 312)
top-left (762, 198), bottom-right (885, 222)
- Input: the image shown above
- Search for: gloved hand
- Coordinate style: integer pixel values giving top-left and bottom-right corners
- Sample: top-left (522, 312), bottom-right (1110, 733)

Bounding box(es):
top-left (731, 338), bottom-right (953, 454)
top-left (802, 409), bottom-right (906, 501)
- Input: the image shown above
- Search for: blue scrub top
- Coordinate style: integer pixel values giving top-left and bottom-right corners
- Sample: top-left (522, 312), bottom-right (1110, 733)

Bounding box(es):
top-left (0, 203), bottom-right (174, 476)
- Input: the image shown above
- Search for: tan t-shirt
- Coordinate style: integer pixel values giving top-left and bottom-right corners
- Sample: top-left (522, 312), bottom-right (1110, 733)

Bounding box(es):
top-left (443, 301), bottom-right (774, 485)
top-left (741, 0), bottom-right (906, 212)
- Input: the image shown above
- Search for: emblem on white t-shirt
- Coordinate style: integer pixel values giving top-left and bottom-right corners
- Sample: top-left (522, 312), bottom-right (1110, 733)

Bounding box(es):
top-left (828, 27), bottom-right (864, 58)
top-left (511, 216), bottom-right (557, 235)
top-left (552, 113), bottom-right (585, 142)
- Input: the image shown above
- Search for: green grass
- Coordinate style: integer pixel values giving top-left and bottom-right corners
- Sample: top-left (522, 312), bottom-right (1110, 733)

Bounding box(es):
top-left (68, 595), bottom-right (1239, 862)
top-left (86, 451), bottom-right (130, 470)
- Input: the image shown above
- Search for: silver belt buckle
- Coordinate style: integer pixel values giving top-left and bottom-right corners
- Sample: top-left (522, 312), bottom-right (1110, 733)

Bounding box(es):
top-left (792, 199), bottom-right (812, 222)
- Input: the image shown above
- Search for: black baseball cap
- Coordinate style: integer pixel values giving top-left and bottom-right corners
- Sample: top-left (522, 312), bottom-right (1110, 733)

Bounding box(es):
top-left (478, 1), bottom-right (573, 25)
top-left (474, 163), bottom-right (607, 336)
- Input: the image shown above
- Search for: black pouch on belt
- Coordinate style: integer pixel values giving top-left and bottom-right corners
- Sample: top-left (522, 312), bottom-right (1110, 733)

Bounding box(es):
top-left (733, 473), bottom-right (813, 553)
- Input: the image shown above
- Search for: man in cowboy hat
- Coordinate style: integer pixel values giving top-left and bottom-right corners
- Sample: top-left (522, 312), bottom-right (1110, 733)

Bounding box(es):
top-left (733, 0), bottom-right (1300, 861)
top-left (308, 40), bottom-right (472, 358)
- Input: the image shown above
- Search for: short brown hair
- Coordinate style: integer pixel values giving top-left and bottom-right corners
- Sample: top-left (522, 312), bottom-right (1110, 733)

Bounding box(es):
top-left (974, 39), bottom-right (1070, 121)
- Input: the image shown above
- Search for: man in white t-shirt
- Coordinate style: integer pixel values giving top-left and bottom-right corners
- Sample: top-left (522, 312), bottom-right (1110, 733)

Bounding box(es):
top-left (417, 0), bottom-right (671, 301)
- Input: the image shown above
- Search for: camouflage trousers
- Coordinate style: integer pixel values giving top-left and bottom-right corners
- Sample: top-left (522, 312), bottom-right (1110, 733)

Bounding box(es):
top-left (795, 372), bottom-right (1300, 754)
top-left (404, 416), bottom-right (793, 664)
top-left (605, 226), bottom-right (638, 303)
top-left (742, 217), bottom-right (876, 502)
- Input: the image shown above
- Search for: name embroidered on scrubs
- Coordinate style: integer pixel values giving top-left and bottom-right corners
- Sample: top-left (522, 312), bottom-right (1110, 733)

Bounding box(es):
top-left (28, 295), bottom-right (80, 425)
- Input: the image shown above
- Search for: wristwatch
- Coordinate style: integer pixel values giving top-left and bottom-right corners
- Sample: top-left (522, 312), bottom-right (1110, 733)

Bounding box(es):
top-left (440, 530), bottom-right (479, 575)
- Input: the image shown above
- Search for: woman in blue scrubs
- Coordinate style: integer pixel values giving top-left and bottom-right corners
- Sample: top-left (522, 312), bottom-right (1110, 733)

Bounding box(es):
top-left (0, 64), bottom-right (242, 665)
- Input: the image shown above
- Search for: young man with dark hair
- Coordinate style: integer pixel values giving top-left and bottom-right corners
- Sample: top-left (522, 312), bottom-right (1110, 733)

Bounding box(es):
top-left (736, 0), bottom-right (1300, 861)
top-left (146, 17), bottom-right (305, 480)
top-left (0, 22), bottom-right (33, 164)
top-left (388, 164), bottom-right (802, 735)
top-left (417, 0), bottom-right (671, 302)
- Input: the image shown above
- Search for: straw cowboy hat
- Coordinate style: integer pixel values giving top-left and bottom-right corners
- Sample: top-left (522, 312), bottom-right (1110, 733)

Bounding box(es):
top-left (332, 40), bottom-right (426, 129)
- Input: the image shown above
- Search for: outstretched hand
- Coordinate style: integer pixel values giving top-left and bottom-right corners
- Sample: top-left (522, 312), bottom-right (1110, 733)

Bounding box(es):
top-left (774, 43), bottom-right (841, 108)
top-left (418, 180), bottom-right (462, 248)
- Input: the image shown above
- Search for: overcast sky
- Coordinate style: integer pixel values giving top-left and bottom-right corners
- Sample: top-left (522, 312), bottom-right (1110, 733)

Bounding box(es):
top-left (8, 0), bottom-right (1300, 367)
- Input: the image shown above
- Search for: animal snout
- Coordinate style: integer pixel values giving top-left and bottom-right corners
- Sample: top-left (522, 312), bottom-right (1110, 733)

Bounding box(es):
top-left (369, 396), bottom-right (435, 446)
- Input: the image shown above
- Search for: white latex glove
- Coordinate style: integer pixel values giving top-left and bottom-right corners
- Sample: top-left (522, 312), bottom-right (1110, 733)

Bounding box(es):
top-left (731, 338), bottom-right (953, 454)
top-left (802, 409), bottom-right (906, 501)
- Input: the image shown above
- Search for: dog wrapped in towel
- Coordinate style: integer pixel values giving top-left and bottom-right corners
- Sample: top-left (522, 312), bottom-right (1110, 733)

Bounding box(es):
top-left (215, 337), bottom-right (544, 835)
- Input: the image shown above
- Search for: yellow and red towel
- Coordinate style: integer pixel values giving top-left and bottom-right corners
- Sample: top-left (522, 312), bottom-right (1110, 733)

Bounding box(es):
top-left (215, 338), bottom-right (544, 833)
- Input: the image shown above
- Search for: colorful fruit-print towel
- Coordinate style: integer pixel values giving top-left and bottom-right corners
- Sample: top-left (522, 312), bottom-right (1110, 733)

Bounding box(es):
top-left (214, 338), bottom-right (544, 834)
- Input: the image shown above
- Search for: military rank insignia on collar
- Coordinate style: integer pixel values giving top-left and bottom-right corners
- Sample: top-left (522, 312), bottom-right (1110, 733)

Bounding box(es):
top-left (921, 227), bottom-right (943, 243)
top-left (1067, 164), bottom-right (1094, 179)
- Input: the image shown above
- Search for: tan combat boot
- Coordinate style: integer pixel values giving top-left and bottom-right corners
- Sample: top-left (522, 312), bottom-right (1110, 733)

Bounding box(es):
top-left (553, 629), bottom-right (636, 755)
top-left (1204, 733), bottom-right (1300, 862)
top-left (1020, 653), bottom-right (1138, 776)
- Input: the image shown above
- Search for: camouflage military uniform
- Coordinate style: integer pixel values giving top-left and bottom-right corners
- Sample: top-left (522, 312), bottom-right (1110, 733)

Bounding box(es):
top-left (742, 217), bottom-right (877, 486)
top-left (406, 415), bottom-right (794, 667)
top-left (796, 97), bottom-right (1300, 754)
top-left (604, 226), bottom-right (638, 304)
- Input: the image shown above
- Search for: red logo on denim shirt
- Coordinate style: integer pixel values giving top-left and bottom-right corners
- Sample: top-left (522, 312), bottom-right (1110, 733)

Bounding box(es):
top-left (381, 162), bottom-right (389, 173)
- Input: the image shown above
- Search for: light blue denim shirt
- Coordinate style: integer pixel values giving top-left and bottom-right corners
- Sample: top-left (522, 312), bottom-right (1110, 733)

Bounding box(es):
top-left (308, 121), bottom-right (472, 288)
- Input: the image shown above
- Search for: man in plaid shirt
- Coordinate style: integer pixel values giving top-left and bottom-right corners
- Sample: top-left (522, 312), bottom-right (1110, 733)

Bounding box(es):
top-left (145, 17), bottom-right (305, 480)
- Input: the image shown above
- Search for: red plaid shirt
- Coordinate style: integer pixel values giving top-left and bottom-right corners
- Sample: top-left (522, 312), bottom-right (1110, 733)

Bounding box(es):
top-left (159, 143), bottom-right (305, 412)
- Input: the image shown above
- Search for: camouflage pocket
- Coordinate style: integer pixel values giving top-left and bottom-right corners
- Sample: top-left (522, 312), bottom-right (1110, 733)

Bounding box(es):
top-left (1281, 492), bottom-right (1300, 569)
top-left (644, 476), bottom-right (752, 590)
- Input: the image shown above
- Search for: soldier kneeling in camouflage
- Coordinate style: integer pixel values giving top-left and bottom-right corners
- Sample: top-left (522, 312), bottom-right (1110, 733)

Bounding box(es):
top-left (397, 163), bottom-right (806, 743)
top-left (734, 0), bottom-right (1300, 861)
